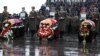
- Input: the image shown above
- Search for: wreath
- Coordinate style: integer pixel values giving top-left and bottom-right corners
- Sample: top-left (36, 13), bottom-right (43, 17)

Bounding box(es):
top-left (37, 28), bottom-right (53, 38)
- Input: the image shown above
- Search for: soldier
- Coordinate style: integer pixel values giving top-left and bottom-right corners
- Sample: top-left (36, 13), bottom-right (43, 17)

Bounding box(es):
top-left (1, 6), bottom-right (11, 31)
top-left (36, 11), bottom-right (46, 30)
top-left (29, 6), bottom-right (37, 37)
top-left (89, 4), bottom-right (99, 34)
top-left (1, 6), bottom-right (10, 22)
top-left (19, 7), bottom-right (28, 32)
top-left (55, 6), bottom-right (67, 39)
top-left (71, 16), bottom-right (80, 34)
top-left (65, 15), bottom-right (72, 35)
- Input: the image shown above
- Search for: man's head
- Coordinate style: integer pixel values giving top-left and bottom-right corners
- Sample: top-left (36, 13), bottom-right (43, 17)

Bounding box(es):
top-left (32, 6), bottom-right (35, 11)
top-left (22, 7), bottom-right (25, 11)
top-left (31, 6), bottom-right (35, 9)
top-left (4, 6), bottom-right (7, 11)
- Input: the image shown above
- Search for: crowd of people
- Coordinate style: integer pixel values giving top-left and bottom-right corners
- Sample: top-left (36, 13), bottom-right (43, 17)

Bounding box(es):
top-left (45, 0), bottom-right (100, 35)
top-left (0, 0), bottom-right (100, 38)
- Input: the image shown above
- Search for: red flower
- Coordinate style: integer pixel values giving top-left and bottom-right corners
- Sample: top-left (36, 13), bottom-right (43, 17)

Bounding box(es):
top-left (37, 28), bottom-right (52, 38)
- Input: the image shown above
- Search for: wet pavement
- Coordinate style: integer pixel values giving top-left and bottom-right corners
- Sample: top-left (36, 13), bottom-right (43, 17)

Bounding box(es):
top-left (0, 33), bottom-right (100, 56)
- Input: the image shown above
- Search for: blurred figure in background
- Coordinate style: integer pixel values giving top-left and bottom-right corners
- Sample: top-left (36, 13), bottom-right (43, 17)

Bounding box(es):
top-left (1, 6), bottom-right (11, 22)
top-left (19, 7), bottom-right (28, 32)
top-left (1, 6), bottom-right (11, 32)
top-left (55, 6), bottom-right (67, 39)
top-left (89, 4), bottom-right (99, 14)
top-left (36, 11), bottom-right (46, 30)
top-left (40, 4), bottom-right (46, 16)
top-left (29, 6), bottom-right (37, 37)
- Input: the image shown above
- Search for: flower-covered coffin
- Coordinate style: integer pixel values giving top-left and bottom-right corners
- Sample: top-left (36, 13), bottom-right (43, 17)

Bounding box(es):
top-left (37, 18), bottom-right (57, 39)
top-left (78, 19), bottom-right (96, 42)
top-left (0, 18), bottom-right (24, 39)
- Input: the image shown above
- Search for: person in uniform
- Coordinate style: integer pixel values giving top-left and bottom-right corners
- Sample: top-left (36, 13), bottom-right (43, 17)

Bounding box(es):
top-left (37, 11), bottom-right (46, 30)
top-left (19, 7), bottom-right (28, 32)
top-left (2, 6), bottom-right (10, 21)
top-left (29, 6), bottom-right (37, 37)
top-left (1, 6), bottom-right (11, 26)
top-left (66, 15), bottom-right (72, 35)
top-left (87, 4), bottom-right (99, 35)
top-left (55, 6), bottom-right (67, 39)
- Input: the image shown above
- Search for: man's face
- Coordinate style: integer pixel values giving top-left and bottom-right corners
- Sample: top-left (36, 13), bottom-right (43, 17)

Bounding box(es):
top-left (4, 7), bottom-right (7, 11)
top-left (32, 7), bottom-right (35, 11)
top-left (22, 8), bottom-right (25, 11)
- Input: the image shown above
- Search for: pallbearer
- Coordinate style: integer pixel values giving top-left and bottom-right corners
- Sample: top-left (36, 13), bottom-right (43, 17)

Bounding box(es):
top-left (19, 7), bottom-right (28, 32)
top-left (1, 6), bottom-right (11, 32)
top-left (2, 6), bottom-right (11, 21)
top-left (29, 6), bottom-right (37, 37)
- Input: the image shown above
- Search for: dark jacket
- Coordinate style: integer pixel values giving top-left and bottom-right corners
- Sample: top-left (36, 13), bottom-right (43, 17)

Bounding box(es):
top-left (28, 11), bottom-right (37, 31)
